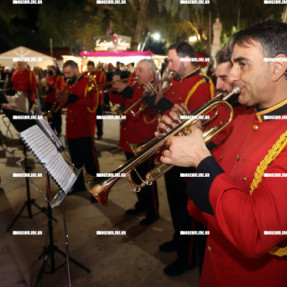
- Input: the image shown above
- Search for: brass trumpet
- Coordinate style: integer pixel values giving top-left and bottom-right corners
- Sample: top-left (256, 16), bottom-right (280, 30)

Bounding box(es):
top-left (121, 74), bottom-right (173, 117)
top-left (85, 87), bottom-right (240, 205)
top-left (87, 76), bottom-right (139, 94)
top-left (43, 79), bottom-right (70, 119)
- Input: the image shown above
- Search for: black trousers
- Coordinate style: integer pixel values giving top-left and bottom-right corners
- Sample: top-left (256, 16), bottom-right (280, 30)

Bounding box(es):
top-left (125, 152), bottom-right (159, 218)
top-left (164, 167), bottom-right (196, 266)
top-left (96, 104), bottom-right (103, 138)
top-left (44, 102), bottom-right (62, 135)
top-left (67, 137), bottom-right (100, 190)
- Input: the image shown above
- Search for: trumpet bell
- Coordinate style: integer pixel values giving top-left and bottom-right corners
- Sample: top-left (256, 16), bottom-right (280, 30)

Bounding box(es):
top-left (85, 174), bottom-right (119, 205)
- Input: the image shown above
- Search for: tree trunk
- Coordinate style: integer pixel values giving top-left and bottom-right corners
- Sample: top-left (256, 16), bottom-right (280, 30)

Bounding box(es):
top-left (128, 0), bottom-right (149, 50)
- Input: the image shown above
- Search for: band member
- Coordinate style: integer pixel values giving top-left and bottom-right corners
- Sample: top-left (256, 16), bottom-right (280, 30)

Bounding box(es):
top-left (159, 20), bottom-right (287, 286)
top-left (43, 65), bottom-right (64, 136)
top-left (110, 59), bottom-right (159, 226)
top-left (152, 42), bottom-right (215, 276)
top-left (11, 61), bottom-right (38, 111)
top-left (84, 61), bottom-right (106, 139)
top-left (215, 46), bottom-right (234, 96)
top-left (56, 60), bottom-right (100, 195)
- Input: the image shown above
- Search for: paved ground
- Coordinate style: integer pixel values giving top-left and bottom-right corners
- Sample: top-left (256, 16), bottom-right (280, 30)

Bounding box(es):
top-left (0, 114), bottom-right (200, 287)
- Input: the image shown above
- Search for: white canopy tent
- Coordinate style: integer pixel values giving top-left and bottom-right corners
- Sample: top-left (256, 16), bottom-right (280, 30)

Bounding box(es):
top-left (0, 46), bottom-right (55, 70)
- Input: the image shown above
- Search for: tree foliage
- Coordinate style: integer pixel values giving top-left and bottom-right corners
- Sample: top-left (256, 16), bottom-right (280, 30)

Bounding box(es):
top-left (1, 1), bottom-right (286, 55)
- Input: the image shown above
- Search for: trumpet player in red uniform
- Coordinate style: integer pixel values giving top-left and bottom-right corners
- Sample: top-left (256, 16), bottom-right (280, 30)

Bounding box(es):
top-left (55, 60), bottom-right (100, 195)
top-left (84, 61), bottom-right (106, 139)
top-left (109, 59), bottom-right (159, 226)
top-left (148, 42), bottom-right (215, 276)
top-left (158, 20), bottom-right (287, 287)
top-left (43, 65), bottom-right (64, 136)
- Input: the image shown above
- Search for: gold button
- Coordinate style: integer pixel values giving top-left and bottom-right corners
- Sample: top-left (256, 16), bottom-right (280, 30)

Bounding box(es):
top-left (220, 155), bottom-right (223, 160)
top-left (236, 154), bottom-right (240, 161)
top-left (179, 97), bottom-right (182, 100)
top-left (207, 245), bottom-right (212, 252)
top-left (252, 125), bottom-right (259, 131)
top-left (243, 176), bottom-right (247, 181)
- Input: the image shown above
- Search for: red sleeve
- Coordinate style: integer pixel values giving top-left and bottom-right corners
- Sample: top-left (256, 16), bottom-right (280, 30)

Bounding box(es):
top-left (100, 71), bottom-right (106, 83)
top-left (11, 70), bottom-right (17, 82)
top-left (109, 91), bottom-right (125, 105)
top-left (203, 151), bottom-right (287, 258)
top-left (30, 71), bottom-right (38, 91)
top-left (67, 80), bottom-right (98, 112)
top-left (56, 76), bottom-right (64, 90)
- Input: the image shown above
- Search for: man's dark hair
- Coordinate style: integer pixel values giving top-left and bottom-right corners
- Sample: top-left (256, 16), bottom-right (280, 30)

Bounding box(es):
top-left (63, 60), bottom-right (78, 70)
top-left (169, 41), bottom-right (196, 59)
top-left (232, 20), bottom-right (287, 57)
top-left (87, 61), bottom-right (95, 67)
top-left (215, 45), bottom-right (232, 64)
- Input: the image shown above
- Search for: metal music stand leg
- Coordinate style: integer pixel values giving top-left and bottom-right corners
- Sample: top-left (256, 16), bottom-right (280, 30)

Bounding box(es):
top-left (34, 176), bottom-right (90, 287)
top-left (6, 145), bottom-right (57, 232)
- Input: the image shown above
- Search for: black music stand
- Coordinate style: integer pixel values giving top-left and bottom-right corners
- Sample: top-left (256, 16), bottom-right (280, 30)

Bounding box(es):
top-left (34, 176), bottom-right (90, 287)
top-left (3, 108), bottom-right (56, 232)
top-left (17, 122), bottom-right (90, 286)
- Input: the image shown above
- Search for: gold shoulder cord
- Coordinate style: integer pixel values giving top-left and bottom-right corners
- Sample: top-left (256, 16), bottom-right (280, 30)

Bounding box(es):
top-left (249, 130), bottom-right (287, 257)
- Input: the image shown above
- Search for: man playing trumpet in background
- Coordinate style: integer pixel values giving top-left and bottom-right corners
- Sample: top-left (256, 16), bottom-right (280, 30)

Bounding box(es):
top-left (55, 60), bottom-right (100, 196)
top-left (43, 65), bottom-right (64, 136)
top-left (110, 59), bottom-right (159, 226)
top-left (151, 42), bottom-right (215, 276)
top-left (84, 61), bottom-right (106, 140)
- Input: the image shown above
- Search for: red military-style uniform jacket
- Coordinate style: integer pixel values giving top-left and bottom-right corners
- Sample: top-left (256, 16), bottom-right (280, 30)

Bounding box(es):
top-left (11, 69), bottom-right (38, 101)
top-left (44, 75), bottom-right (64, 103)
top-left (155, 67), bottom-right (234, 147)
top-left (186, 99), bottom-right (287, 287)
top-left (83, 70), bottom-right (106, 105)
top-left (157, 67), bottom-right (215, 113)
top-left (109, 83), bottom-right (159, 153)
top-left (65, 75), bottom-right (98, 139)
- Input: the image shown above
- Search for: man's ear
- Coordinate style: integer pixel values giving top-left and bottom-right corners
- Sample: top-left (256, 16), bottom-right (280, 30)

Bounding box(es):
top-left (271, 54), bottom-right (287, 82)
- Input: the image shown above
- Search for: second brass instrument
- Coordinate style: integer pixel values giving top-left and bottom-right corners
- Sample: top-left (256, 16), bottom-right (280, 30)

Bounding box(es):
top-left (87, 76), bottom-right (139, 94)
top-left (121, 73), bottom-right (173, 117)
top-left (43, 79), bottom-right (70, 119)
top-left (85, 87), bottom-right (240, 205)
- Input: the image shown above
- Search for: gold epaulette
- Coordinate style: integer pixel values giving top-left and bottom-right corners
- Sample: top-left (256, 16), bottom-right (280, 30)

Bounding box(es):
top-left (249, 130), bottom-right (287, 257)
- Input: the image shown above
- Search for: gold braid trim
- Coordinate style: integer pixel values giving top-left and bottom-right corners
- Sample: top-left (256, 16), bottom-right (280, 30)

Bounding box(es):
top-left (250, 130), bottom-right (287, 195)
top-left (269, 246), bottom-right (287, 257)
top-left (143, 113), bottom-right (159, 124)
top-left (249, 130), bottom-right (287, 257)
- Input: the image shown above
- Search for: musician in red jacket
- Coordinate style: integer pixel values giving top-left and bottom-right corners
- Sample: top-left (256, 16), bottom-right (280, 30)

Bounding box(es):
top-left (110, 59), bottom-right (159, 226)
top-left (11, 61), bottom-right (38, 111)
top-left (56, 60), bottom-right (100, 194)
top-left (149, 42), bottom-right (215, 276)
top-left (43, 65), bottom-right (64, 136)
top-left (84, 61), bottom-right (106, 139)
top-left (159, 20), bottom-right (287, 287)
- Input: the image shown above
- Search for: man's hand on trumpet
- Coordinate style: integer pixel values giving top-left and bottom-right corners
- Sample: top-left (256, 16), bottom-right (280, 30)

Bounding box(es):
top-left (55, 89), bottom-right (70, 110)
top-left (112, 75), bottom-right (128, 93)
top-left (155, 103), bottom-right (188, 138)
top-left (155, 103), bottom-right (211, 168)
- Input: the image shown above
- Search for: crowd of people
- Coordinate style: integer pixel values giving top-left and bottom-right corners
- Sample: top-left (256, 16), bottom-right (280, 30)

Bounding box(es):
top-left (1, 19), bottom-right (287, 287)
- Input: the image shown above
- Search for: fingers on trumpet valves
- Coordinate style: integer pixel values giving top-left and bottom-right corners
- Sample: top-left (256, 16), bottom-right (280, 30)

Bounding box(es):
top-left (171, 103), bottom-right (189, 115)
top-left (170, 121), bottom-right (177, 128)
top-left (143, 83), bottom-right (156, 95)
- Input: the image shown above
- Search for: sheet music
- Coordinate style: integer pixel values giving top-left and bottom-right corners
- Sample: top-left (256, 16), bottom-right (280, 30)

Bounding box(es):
top-left (19, 125), bottom-right (77, 193)
top-left (37, 116), bottom-right (64, 151)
